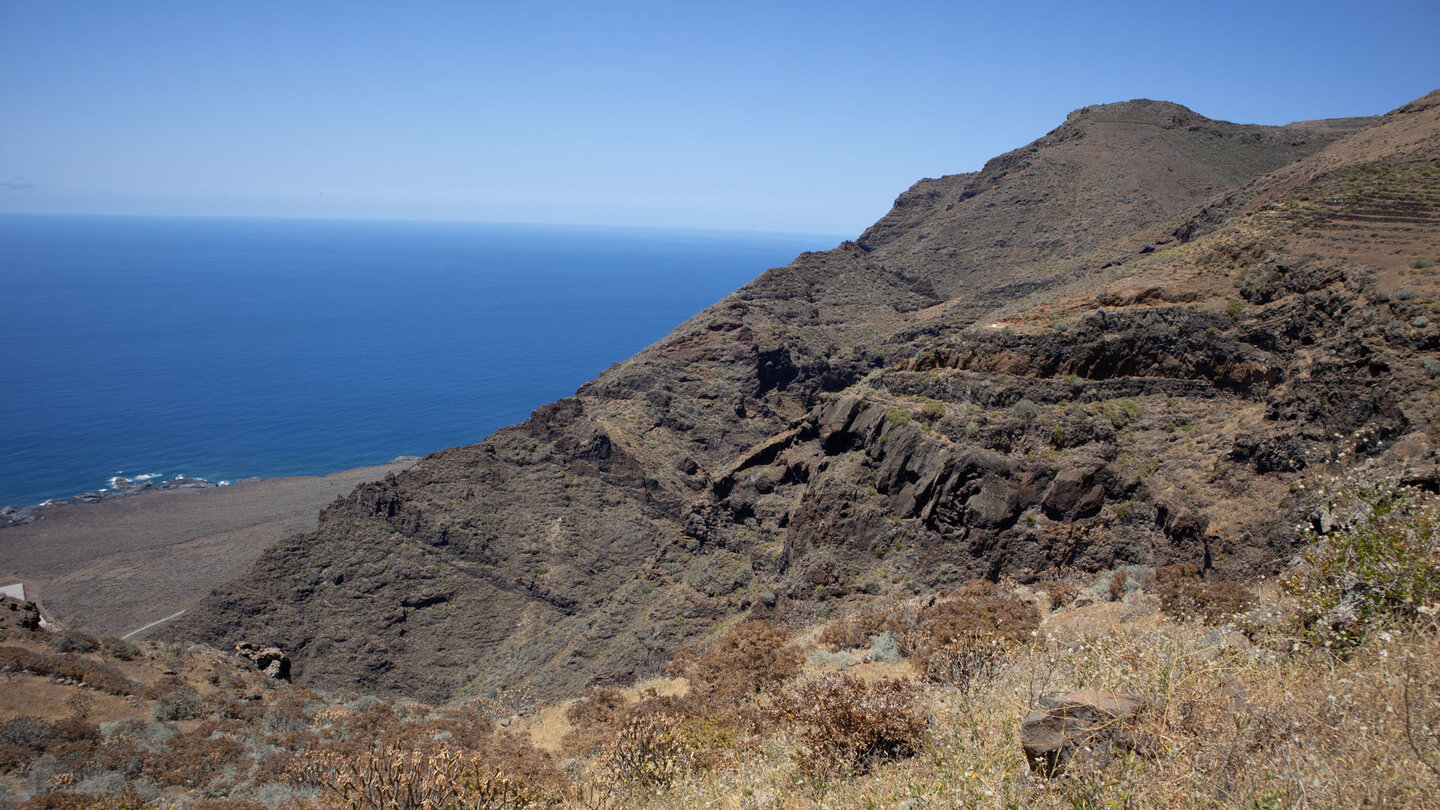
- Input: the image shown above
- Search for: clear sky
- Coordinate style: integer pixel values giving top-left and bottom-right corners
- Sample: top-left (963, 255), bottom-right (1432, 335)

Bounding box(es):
top-left (1, 0), bottom-right (1435, 236)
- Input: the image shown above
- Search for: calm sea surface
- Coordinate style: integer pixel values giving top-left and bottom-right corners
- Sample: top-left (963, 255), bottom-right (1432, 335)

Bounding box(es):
top-left (0, 214), bottom-right (836, 506)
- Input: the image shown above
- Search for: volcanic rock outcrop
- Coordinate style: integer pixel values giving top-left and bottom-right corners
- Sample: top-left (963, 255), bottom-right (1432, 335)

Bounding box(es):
top-left (171, 93), bottom-right (1440, 703)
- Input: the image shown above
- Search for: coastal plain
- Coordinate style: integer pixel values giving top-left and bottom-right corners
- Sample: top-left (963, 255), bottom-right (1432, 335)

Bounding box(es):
top-left (0, 462), bottom-right (409, 638)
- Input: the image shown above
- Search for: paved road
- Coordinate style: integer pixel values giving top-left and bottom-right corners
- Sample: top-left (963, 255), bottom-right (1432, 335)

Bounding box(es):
top-left (122, 609), bottom-right (188, 640)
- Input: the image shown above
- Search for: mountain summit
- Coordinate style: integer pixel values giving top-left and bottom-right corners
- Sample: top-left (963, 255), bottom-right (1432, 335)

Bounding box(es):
top-left (171, 93), bottom-right (1439, 703)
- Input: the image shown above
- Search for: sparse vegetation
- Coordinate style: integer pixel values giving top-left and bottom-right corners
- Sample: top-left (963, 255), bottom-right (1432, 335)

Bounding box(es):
top-left (1144, 564), bottom-right (1257, 624)
top-left (1283, 481), bottom-right (1440, 645)
top-left (777, 674), bottom-right (928, 777)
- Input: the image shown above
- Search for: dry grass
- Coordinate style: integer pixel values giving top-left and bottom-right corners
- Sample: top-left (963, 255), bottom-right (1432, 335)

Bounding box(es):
top-left (2, 554), bottom-right (1436, 808)
top-left (630, 600), bottom-right (1440, 809)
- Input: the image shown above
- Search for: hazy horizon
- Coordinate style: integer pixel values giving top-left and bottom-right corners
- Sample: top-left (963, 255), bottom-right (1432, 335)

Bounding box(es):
top-left (2, 1), bottom-right (1436, 235)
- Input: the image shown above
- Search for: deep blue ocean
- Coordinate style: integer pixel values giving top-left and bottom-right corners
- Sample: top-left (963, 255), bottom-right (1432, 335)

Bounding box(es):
top-left (0, 214), bottom-right (836, 507)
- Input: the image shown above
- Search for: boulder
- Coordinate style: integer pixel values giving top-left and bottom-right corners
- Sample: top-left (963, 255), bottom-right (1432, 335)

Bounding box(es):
top-left (235, 641), bottom-right (291, 681)
top-left (1020, 689), bottom-right (1148, 776)
top-left (1, 597), bottom-right (41, 631)
top-left (1041, 467), bottom-right (1104, 520)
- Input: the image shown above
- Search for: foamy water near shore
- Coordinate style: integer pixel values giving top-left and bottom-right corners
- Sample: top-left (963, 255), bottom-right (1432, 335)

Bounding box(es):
top-left (0, 459), bottom-right (413, 637)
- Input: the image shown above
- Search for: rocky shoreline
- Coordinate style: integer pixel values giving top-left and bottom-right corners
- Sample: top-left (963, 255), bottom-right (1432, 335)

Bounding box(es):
top-left (1, 457), bottom-right (420, 528)
top-left (0, 457), bottom-right (418, 636)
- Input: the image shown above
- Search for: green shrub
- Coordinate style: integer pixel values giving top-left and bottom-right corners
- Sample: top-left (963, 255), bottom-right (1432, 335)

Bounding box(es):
top-left (1100, 399), bottom-right (1143, 429)
top-left (918, 400), bottom-right (946, 423)
top-left (1225, 297), bottom-right (1245, 320)
top-left (885, 406), bottom-right (911, 425)
top-left (1012, 398), bottom-right (1039, 421)
top-left (1282, 483), bottom-right (1439, 643)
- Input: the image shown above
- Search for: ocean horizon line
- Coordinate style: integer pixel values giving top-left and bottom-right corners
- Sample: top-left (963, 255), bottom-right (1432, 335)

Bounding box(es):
top-left (0, 210), bottom-right (852, 243)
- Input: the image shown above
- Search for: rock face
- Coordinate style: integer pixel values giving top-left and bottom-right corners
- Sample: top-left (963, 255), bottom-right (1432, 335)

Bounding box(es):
top-left (1020, 689), bottom-right (1149, 776)
top-left (0, 597), bottom-right (41, 632)
top-left (235, 642), bottom-right (291, 681)
top-left (171, 93), bottom-right (1440, 702)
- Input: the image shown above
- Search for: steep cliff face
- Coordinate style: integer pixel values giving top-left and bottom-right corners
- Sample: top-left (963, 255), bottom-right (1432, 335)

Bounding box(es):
top-left (171, 95), bottom-right (1440, 703)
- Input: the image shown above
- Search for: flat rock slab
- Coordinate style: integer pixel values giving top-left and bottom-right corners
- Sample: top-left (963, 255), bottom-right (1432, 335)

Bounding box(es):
top-left (1021, 688), bottom-right (1148, 776)
top-left (0, 462), bottom-right (410, 637)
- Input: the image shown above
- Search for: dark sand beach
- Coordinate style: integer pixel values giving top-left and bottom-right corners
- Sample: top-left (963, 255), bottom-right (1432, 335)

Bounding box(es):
top-left (0, 461), bottom-right (411, 638)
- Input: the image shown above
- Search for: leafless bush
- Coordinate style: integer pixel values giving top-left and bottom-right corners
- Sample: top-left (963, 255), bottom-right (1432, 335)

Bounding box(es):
top-left (778, 674), bottom-right (928, 776)
top-left (592, 713), bottom-right (696, 790)
top-left (288, 744), bottom-right (541, 810)
top-left (471, 685), bottom-right (539, 720)
top-left (922, 629), bottom-right (1008, 696)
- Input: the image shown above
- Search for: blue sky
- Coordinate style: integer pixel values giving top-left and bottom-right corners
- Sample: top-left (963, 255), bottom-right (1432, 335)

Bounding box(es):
top-left (1, 1), bottom-right (1435, 235)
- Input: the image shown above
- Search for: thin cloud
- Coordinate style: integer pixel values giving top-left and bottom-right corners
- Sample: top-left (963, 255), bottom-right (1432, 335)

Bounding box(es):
top-left (2, 178), bottom-right (36, 191)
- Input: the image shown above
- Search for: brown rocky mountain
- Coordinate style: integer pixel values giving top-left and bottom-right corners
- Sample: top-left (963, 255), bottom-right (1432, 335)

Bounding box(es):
top-left (169, 93), bottom-right (1440, 704)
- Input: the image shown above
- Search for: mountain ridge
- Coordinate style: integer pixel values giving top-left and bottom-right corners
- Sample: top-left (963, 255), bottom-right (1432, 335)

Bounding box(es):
top-left (168, 92), bottom-right (1440, 704)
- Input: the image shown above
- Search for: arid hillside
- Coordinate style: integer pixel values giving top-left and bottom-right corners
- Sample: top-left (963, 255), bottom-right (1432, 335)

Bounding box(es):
top-left (169, 93), bottom-right (1439, 707)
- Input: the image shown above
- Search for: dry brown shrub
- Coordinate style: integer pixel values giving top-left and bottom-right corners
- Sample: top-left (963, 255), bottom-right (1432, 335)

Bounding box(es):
top-left (921, 629), bottom-right (1009, 695)
top-left (188, 801), bottom-right (267, 810)
top-left (817, 602), bottom-right (903, 649)
top-left (149, 681), bottom-right (203, 721)
top-left (13, 793), bottom-right (156, 810)
top-left (592, 713), bottom-right (695, 790)
top-left (471, 685), bottom-right (539, 720)
top-left (49, 631), bottom-right (98, 654)
top-left (901, 587), bottom-right (1039, 659)
top-left (567, 685), bottom-right (625, 727)
top-left (97, 637), bottom-right (140, 661)
top-left (1038, 579), bottom-right (1080, 609)
top-left (560, 686), bottom-right (628, 757)
top-left (1109, 570), bottom-right (1128, 601)
top-left (0, 715), bottom-right (49, 750)
top-left (1145, 564), bottom-right (1257, 624)
top-left (289, 744), bottom-right (549, 810)
top-left (91, 727), bottom-right (145, 779)
top-left (261, 689), bottom-right (317, 733)
top-left (778, 674), bottom-right (929, 776)
top-left (0, 742), bottom-right (35, 771)
top-left (143, 722), bottom-right (245, 789)
top-left (677, 620), bottom-right (801, 704)
top-left (0, 646), bottom-right (138, 695)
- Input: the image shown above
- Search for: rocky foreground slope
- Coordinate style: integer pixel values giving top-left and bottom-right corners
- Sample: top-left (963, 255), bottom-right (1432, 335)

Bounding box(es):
top-left (170, 93), bottom-right (1440, 703)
